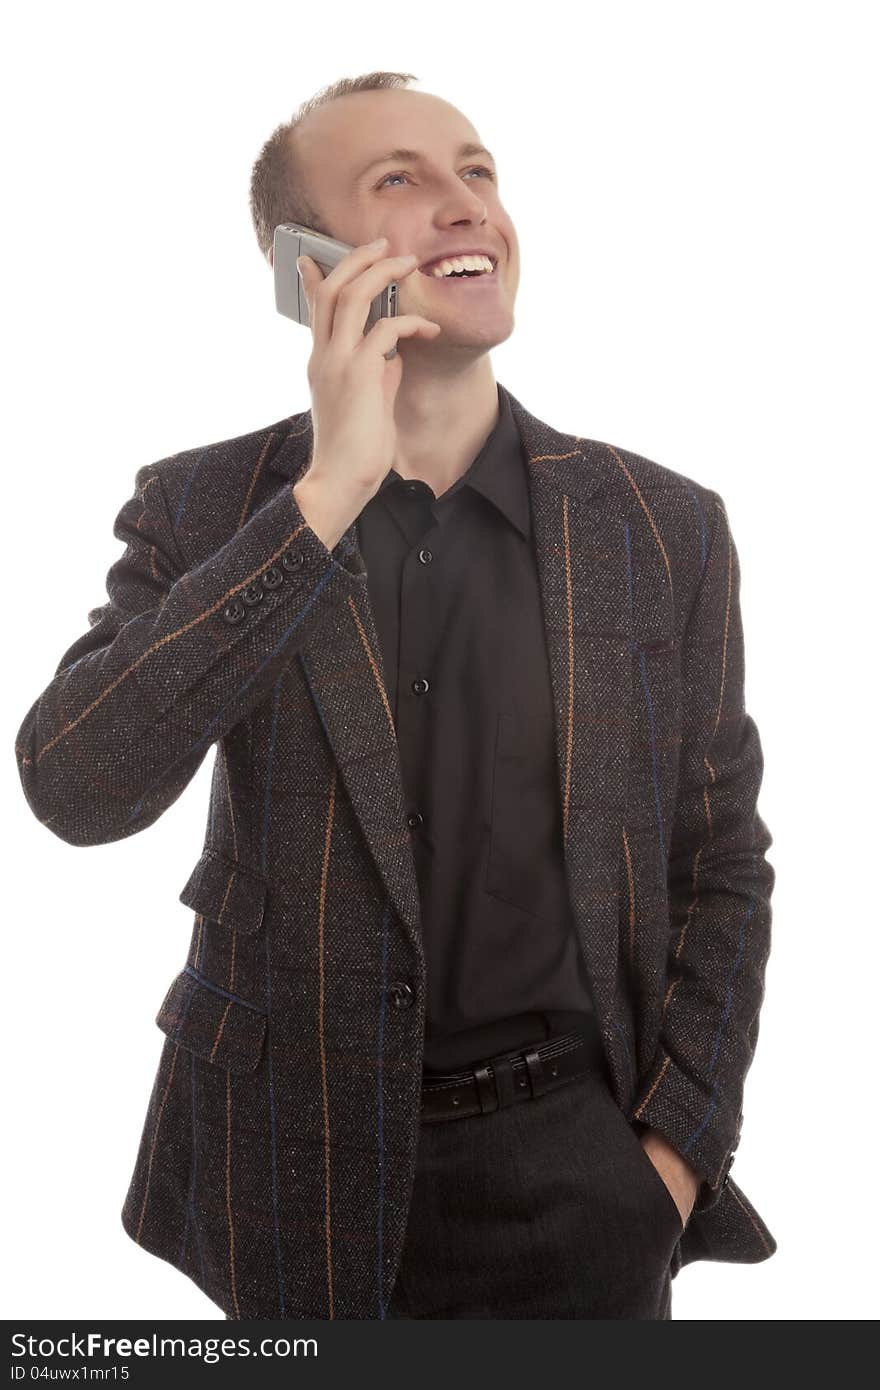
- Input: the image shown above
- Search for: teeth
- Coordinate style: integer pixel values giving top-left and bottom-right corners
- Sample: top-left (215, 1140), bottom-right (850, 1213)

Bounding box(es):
top-left (430, 254), bottom-right (494, 277)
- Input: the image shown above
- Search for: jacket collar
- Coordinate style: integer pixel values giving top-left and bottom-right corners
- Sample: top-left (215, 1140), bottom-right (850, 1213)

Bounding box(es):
top-left (366, 383), bottom-right (530, 541)
top-left (268, 380), bottom-right (611, 512)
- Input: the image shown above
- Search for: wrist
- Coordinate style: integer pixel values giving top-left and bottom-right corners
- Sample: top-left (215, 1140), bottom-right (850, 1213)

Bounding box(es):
top-left (292, 471), bottom-right (365, 554)
top-left (641, 1128), bottom-right (700, 1191)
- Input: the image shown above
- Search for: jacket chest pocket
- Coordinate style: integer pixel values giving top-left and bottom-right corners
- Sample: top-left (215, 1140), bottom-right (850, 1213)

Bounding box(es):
top-left (178, 846), bottom-right (268, 1010)
top-left (484, 711), bottom-right (572, 924)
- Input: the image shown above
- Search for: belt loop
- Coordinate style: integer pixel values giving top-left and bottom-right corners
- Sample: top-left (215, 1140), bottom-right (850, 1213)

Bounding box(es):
top-left (474, 1063), bottom-right (498, 1114)
top-left (524, 1047), bottom-right (547, 1097)
top-left (492, 1056), bottom-right (517, 1108)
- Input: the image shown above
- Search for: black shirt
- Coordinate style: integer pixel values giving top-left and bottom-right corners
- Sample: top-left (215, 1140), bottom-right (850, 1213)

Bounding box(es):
top-left (356, 382), bottom-right (595, 1072)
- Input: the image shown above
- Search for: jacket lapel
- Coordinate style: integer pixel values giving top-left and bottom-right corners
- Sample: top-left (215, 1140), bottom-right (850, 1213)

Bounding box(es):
top-left (266, 385), bottom-right (674, 1031)
top-left (268, 420), bottom-right (423, 946)
top-left (509, 388), bottom-right (674, 1037)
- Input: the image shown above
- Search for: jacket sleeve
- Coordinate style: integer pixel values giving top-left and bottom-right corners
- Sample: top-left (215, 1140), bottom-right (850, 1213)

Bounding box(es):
top-left (628, 489), bottom-right (775, 1211)
top-left (14, 459), bottom-right (368, 846)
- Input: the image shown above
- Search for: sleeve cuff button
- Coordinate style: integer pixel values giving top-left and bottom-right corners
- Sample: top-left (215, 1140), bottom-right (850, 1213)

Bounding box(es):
top-left (223, 598), bottom-right (246, 624)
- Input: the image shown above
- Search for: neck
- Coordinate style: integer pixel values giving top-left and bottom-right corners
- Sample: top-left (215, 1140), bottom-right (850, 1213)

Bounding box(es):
top-left (390, 354), bottom-right (500, 495)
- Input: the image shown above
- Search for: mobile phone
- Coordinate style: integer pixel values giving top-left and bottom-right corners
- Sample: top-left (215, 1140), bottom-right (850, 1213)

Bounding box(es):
top-left (273, 223), bottom-right (401, 359)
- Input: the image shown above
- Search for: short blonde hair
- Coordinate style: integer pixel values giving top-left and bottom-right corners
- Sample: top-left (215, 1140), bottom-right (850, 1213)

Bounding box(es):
top-left (249, 71), bottom-right (419, 263)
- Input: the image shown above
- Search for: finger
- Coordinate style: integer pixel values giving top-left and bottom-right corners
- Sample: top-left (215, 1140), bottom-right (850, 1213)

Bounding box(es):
top-left (359, 314), bottom-right (441, 359)
top-left (330, 254), bottom-right (425, 354)
top-left (302, 238), bottom-right (393, 350)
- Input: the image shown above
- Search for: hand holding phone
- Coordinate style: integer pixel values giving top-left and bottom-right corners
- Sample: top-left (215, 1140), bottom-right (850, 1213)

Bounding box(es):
top-left (274, 224), bottom-right (402, 347)
top-left (293, 236), bottom-right (441, 522)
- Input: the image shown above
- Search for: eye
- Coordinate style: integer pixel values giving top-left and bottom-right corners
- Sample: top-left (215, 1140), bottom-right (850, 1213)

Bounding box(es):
top-left (376, 166), bottom-right (497, 188)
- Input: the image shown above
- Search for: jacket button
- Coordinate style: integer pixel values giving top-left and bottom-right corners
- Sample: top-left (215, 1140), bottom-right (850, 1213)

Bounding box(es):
top-left (261, 565), bottom-right (284, 590)
top-left (242, 583), bottom-right (265, 605)
top-left (387, 981), bottom-right (414, 1009)
top-left (223, 597), bottom-right (246, 624)
top-left (281, 548), bottom-right (305, 573)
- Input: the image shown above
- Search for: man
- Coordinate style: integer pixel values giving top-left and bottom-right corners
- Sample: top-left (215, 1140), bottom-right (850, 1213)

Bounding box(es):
top-left (15, 73), bottom-right (776, 1319)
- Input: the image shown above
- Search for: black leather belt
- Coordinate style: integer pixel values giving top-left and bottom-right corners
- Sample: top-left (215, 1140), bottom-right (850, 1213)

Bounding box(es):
top-left (421, 1028), bottom-right (605, 1123)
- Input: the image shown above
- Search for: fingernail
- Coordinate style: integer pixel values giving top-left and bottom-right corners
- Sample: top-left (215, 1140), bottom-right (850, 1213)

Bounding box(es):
top-left (369, 236), bottom-right (387, 248)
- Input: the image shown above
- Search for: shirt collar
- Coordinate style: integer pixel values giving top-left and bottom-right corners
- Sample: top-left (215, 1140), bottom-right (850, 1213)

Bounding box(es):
top-left (374, 383), bottom-right (531, 540)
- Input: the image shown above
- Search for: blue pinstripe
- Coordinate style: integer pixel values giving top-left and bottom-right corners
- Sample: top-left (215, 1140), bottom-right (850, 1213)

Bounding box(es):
top-left (175, 451), bottom-right (206, 534)
top-left (637, 646), bottom-right (668, 879)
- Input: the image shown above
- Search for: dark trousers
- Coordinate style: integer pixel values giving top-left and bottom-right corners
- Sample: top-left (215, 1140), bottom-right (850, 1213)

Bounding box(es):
top-left (383, 1027), bottom-right (681, 1319)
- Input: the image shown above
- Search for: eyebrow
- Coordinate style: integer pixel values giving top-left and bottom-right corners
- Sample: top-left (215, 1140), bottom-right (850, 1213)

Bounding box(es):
top-left (355, 142), bottom-right (496, 182)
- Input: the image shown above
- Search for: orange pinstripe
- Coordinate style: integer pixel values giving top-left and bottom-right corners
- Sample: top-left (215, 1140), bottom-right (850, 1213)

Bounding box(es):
top-left (622, 826), bottom-right (636, 965)
top-left (220, 744), bottom-right (239, 861)
top-left (347, 594), bottom-right (396, 741)
top-left (674, 845), bottom-right (705, 961)
top-left (729, 1183), bottom-right (773, 1256)
top-left (632, 1052), bottom-right (671, 1122)
top-left (605, 443), bottom-right (674, 604)
top-left (209, 999), bottom-right (233, 1064)
top-left (236, 433), bottom-right (276, 534)
top-left (560, 494), bottom-right (574, 843)
top-left (134, 1041), bottom-right (181, 1243)
top-left (225, 1070), bottom-right (241, 1318)
top-left (318, 766), bottom-right (338, 1318)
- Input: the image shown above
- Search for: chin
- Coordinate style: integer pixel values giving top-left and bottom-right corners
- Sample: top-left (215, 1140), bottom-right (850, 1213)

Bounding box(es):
top-left (424, 310), bottom-right (515, 346)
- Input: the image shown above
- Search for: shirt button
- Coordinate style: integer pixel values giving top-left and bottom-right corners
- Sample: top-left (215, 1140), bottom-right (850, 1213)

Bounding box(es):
top-left (411, 677), bottom-right (430, 695)
top-left (404, 482), bottom-right (420, 495)
top-left (418, 547), bottom-right (433, 564)
top-left (407, 811), bottom-right (424, 828)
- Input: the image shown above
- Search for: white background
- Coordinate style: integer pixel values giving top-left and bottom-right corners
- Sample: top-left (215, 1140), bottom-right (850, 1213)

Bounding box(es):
top-left (4, 0), bottom-right (877, 1321)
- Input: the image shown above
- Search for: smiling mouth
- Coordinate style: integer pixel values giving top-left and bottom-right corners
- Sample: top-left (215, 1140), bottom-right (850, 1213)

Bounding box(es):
top-left (418, 257), bottom-right (499, 279)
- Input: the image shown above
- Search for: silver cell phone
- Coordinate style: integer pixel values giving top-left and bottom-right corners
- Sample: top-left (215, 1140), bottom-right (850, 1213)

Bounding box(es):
top-left (273, 223), bottom-right (401, 358)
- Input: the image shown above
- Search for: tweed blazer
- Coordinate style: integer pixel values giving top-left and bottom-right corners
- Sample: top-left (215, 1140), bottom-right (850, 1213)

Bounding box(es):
top-left (15, 381), bottom-right (777, 1319)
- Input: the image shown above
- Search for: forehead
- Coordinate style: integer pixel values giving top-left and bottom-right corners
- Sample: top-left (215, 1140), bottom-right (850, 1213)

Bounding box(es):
top-left (295, 89), bottom-right (481, 169)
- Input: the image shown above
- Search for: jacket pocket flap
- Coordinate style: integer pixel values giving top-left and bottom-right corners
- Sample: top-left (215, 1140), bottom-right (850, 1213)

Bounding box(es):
top-left (155, 967), bottom-right (267, 1073)
top-left (178, 847), bottom-right (268, 935)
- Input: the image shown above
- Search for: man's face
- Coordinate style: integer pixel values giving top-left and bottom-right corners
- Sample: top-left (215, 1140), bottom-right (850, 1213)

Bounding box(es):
top-left (288, 89), bottom-right (519, 356)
